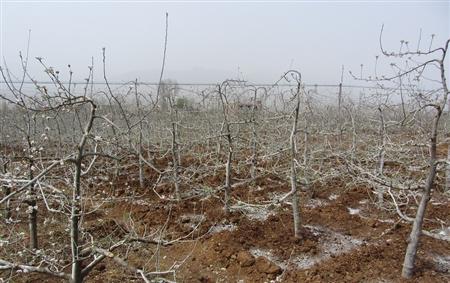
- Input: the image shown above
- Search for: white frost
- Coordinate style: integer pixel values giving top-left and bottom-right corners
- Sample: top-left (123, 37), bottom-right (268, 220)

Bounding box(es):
top-left (347, 207), bottom-right (360, 215)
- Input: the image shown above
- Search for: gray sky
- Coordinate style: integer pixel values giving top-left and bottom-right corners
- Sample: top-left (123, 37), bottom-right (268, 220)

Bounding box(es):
top-left (1, 0), bottom-right (449, 85)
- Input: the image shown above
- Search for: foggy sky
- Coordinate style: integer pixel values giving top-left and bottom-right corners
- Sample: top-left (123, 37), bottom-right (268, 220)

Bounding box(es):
top-left (1, 1), bottom-right (449, 85)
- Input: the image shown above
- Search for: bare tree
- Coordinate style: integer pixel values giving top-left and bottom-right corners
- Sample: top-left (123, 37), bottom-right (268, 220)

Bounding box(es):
top-left (350, 25), bottom-right (450, 278)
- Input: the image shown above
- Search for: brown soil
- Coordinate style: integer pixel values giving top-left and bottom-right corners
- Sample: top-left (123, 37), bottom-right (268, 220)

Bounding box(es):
top-left (3, 174), bottom-right (449, 283)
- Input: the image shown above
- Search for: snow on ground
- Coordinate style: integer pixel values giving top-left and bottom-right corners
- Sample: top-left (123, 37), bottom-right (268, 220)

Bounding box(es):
top-left (294, 225), bottom-right (363, 269)
top-left (429, 253), bottom-right (450, 273)
top-left (230, 204), bottom-right (275, 221)
top-left (347, 207), bottom-right (361, 215)
top-left (248, 225), bottom-right (363, 271)
top-left (210, 223), bottom-right (237, 234)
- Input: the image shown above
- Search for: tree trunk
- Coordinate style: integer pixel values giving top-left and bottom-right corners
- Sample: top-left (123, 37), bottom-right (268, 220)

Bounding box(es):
top-left (28, 196), bottom-right (38, 250)
top-left (402, 107), bottom-right (441, 278)
top-left (218, 85), bottom-right (233, 213)
top-left (401, 184), bottom-right (432, 278)
top-left (27, 146), bottom-right (38, 250)
top-left (71, 102), bottom-right (96, 283)
top-left (290, 91), bottom-right (301, 238)
top-left (71, 159), bottom-right (83, 283)
top-left (377, 107), bottom-right (386, 206)
top-left (70, 201), bottom-right (82, 283)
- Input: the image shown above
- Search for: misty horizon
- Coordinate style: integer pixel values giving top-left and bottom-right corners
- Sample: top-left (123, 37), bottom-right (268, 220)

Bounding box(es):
top-left (1, 1), bottom-right (449, 86)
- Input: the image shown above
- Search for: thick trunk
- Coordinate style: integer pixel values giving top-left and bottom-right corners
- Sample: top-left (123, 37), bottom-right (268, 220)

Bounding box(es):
top-left (70, 102), bottom-right (96, 283)
top-left (70, 205), bottom-right (82, 283)
top-left (401, 186), bottom-right (432, 278)
top-left (402, 107), bottom-right (440, 278)
top-left (28, 197), bottom-right (38, 250)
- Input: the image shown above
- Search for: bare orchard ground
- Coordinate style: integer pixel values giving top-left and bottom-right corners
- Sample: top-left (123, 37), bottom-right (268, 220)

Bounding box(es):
top-left (6, 171), bottom-right (449, 283)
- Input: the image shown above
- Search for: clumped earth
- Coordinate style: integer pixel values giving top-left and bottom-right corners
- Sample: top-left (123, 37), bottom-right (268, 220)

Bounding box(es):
top-left (5, 172), bottom-right (450, 283)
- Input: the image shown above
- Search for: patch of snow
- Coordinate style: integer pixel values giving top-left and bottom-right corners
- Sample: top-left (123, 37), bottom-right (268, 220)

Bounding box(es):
top-left (294, 225), bottom-right (363, 269)
top-left (249, 226), bottom-right (363, 271)
top-left (438, 227), bottom-right (450, 237)
top-left (347, 207), bottom-right (360, 215)
top-left (376, 218), bottom-right (395, 223)
top-left (130, 199), bottom-right (152, 207)
top-left (430, 253), bottom-right (450, 273)
top-left (305, 225), bottom-right (323, 237)
top-left (358, 199), bottom-right (368, 204)
top-left (256, 186), bottom-right (264, 191)
top-left (230, 204), bottom-right (274, 221)
top-left (328, 194), bottom-right (339, 201)
top-left (210, 223), bottom-right (237, 234)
